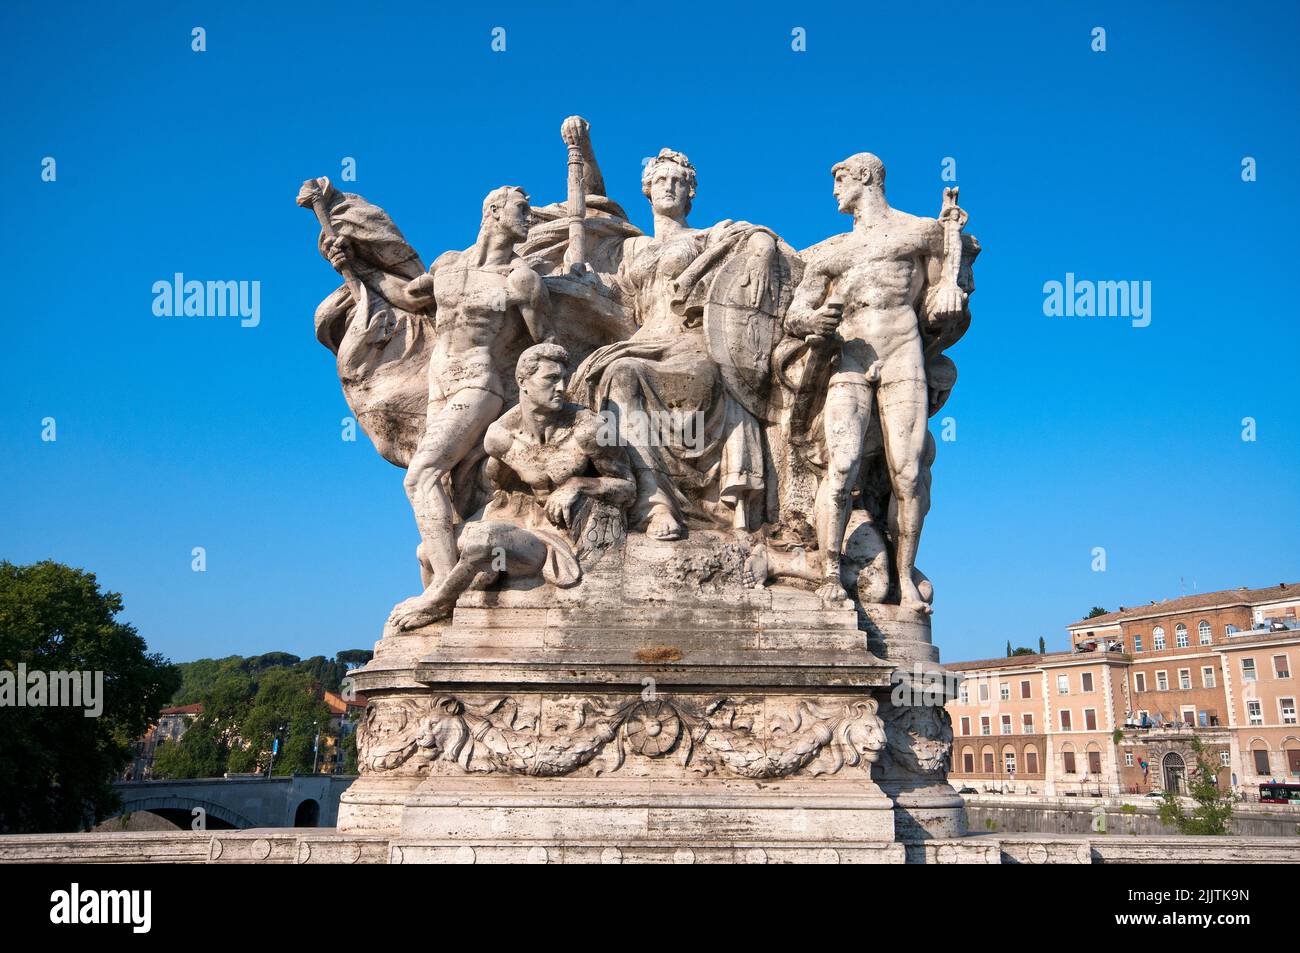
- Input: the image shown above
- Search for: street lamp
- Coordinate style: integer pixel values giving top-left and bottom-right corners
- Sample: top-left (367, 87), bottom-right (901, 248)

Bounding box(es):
top-left (267, 721), bottom-right (288, 778)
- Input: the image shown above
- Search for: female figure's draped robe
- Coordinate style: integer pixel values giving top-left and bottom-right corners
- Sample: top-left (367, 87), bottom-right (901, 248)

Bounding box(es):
top-left (572, 221), bottom-right (797, 531)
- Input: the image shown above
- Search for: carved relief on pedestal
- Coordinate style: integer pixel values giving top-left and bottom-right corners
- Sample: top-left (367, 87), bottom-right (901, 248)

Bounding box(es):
top-left (879, 702), bottom-right (954, 781)
top-left (357, 692), bottom-right (885, 781)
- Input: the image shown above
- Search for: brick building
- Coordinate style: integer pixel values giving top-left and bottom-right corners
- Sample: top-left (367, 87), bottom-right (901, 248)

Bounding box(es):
top-left (946, 582), bottom-right (1300, 796)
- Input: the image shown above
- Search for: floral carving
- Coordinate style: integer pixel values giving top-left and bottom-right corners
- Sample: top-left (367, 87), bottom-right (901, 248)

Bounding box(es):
top-left (365, 693), bottom-right (886, 780)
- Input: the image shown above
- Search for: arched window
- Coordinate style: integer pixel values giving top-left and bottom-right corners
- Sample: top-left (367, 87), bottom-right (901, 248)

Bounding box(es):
top-left (1249, 740), bottom-right (1271, 777)
top-left (1282, 738), bottom-right (1300, 778)
top-left (961, 746), bottom-right (975, 774)
top-left (1152, 626), bottom-right (1166, 650)
top-left (1175, 624), bottom-right (1189, 648)
top-left (1198, 620), bottom-right (1212, 645)
top-left (981, 746), bottom-right (995, 774)
top-left (1024, 744), bottom-right (1040, 775)
top-left (1061, 743), bottom-right (1077, 775)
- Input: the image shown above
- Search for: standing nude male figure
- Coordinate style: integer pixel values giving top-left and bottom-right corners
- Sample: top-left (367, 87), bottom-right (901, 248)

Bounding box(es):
top-left (324, 186), bottom-right (551, 631)
top-left (786, 154), bottom-right (967, 613)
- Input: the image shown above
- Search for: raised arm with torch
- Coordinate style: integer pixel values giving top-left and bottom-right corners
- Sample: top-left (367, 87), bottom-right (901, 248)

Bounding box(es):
top-left (559, 116), bottom-right (606, 275)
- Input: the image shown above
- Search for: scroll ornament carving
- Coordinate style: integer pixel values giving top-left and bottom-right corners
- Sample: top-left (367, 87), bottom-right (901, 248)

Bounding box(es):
top-left (358, 694), bottom-right (886, 780)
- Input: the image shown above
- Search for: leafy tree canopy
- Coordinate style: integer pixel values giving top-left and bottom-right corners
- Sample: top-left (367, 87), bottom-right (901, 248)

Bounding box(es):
top-left (0, 560), bottom-right (179, 833)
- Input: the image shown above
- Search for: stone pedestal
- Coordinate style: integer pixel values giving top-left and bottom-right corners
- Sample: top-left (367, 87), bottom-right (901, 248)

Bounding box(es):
top-left (339, 535), bottom-right (909, 860)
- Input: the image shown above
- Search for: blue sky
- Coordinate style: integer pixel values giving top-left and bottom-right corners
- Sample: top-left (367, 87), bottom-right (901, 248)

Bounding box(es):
top-left (2, 1), bottom-right (1296, 664)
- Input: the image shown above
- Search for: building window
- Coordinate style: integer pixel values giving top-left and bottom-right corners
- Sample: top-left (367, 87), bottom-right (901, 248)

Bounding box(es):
top-left (1202, 667), bottom-right (1216, 689)
top-left (1281, 698), bottom-right (1297, 725)
top-left (1220, 751), bottom-right (1231, 768)
top-left (1020, 680), bottom-right (1031, 699)
top-left (1247, 700), bottom-right (1263, 726)
top-left (1001, 714), bottom-right (1012, 735)
top-left (1059, 710), bottom-right (1072, 731)
top-left (1088, 751), bottom-right (1102, 775)
top-left (1026, 749), bottom-right (1039, 774)
top-left (960, 716), bottom-right (971, 735)
top-left (1004, 751), bottom-right (1017, 775)
top-left (1152, 627), bottom-right (1166, 650)
top-left (1175, 624), bottom-right (1189, 648)
top-left (1275, 655), bottom-right (1291, 679)
top-left (999, 683), bottom-right (1010, 701)
top-left (962, 750), bottom-right (974, 773)
top-left (1178, 669), bottom-right (1192, 690)
top-left (980, 716), bottom-right (990, 736)
top-left (1063, 751), bottom-right (1077, 774)
top-left (1156, 671), bottom-right (1169, 691)
top-left (1134, 635), bottom-right (1143, 653)
top-left (1084, 708), bottom-right (1098, 731)
top-left (1022, 713), bottom-right (1034, 732)
top-left (1134, 672), bottom-right (1146, 692)
top-left (1242, 658), bottom-right (1257, 683)
top-left (1057, 674), bottom-right (1070, 695)
top-left (958, 685), bottom-right (968, 703)
top-left (983, 750), bottom-right (995, 773)
top-left (978, 682), bottom-right (989, 702)
top-left (1226, 624), bottom-right (1239, 636)
top-left (1198, 620), bottom-right (1211, 645)
top-left (1124, 751), bottom-right (1134, 767)
top-left (1081, 672), bottom-right (1094, 693)
top-left (1253, 749), bottom-right (1270, 775)
top-left (1181, 706), bottom-right (1195, 726)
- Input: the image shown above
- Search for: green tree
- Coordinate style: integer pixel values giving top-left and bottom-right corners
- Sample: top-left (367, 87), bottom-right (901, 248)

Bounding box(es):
top-left (1156, 738), bottom-right (1236, 835)
top-left (1010, 647), bottom-right (1035, 657)
top-left (229, 667), bottom-right (331, 776)
top-left (0, 560), bottom-right (180, 833)
top-left (336, 649), bottom-right (373, 669)
top-left (342, 728), bottom-right (359, 774)
top-left (1086, 607), bottom-right (1109, 619)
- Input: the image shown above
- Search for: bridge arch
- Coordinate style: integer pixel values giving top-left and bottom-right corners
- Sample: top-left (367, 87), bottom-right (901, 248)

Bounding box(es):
top-left (115, 794), bottom-right (256, 830)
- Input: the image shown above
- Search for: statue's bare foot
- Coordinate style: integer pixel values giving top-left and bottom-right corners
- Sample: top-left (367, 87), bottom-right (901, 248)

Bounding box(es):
top-left (816, 568), bottom-right (849, 604)
top-left (742, 541), bottom-right (769, 589)
top-left (899, 580), bottom-right (934, 616)
top-left (386, 593), bottom-right (453, 633)
top-left (646, 504), bottom-right (685, 541)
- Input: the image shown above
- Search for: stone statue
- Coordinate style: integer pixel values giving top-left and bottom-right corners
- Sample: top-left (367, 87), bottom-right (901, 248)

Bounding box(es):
top-left (386, 343), bottom-right (635, 630)
top-left (785, 154), bottom-right (977, 613)
top-left (300, 121), bottom-right (975, 625)
top-left (565, 123), bottom-right (802, 540)
top-left (301, 117), bottom-right (979, 854)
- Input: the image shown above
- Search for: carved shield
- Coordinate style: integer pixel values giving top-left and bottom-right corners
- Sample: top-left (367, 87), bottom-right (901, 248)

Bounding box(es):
top-left (703, 252), bottom-right (784, 422)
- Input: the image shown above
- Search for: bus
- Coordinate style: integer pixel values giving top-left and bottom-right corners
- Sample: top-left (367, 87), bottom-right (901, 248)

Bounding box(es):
top-left (1258, 782), bottom-right (1300, 804)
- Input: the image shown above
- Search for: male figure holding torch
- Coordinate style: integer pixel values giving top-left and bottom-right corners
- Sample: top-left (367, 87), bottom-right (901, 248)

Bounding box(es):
top-left (312, 183), bottom-right (553, 632)
top-left (786, 154), bottom-right (968, 613)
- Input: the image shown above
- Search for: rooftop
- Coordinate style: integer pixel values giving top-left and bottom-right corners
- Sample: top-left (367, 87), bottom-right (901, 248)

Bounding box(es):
top-left (1067, 582), bottom-right (1300, 628)
top-left (159, 703), bottom-right (203, 716)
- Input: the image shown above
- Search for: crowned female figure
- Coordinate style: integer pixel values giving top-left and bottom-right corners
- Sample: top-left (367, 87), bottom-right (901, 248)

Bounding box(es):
top-left (568, 132), bottom-right (800, 541)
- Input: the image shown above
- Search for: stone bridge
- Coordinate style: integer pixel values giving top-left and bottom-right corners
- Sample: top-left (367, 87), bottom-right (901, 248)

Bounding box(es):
top-left (111, 775), bottom-right (356, 830)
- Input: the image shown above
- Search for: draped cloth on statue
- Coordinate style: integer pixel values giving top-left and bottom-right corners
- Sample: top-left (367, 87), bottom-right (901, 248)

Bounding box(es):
top-left (478, 491), bottom-right (586, 587)
top-left (570, 222), bottom-right (796, 529)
